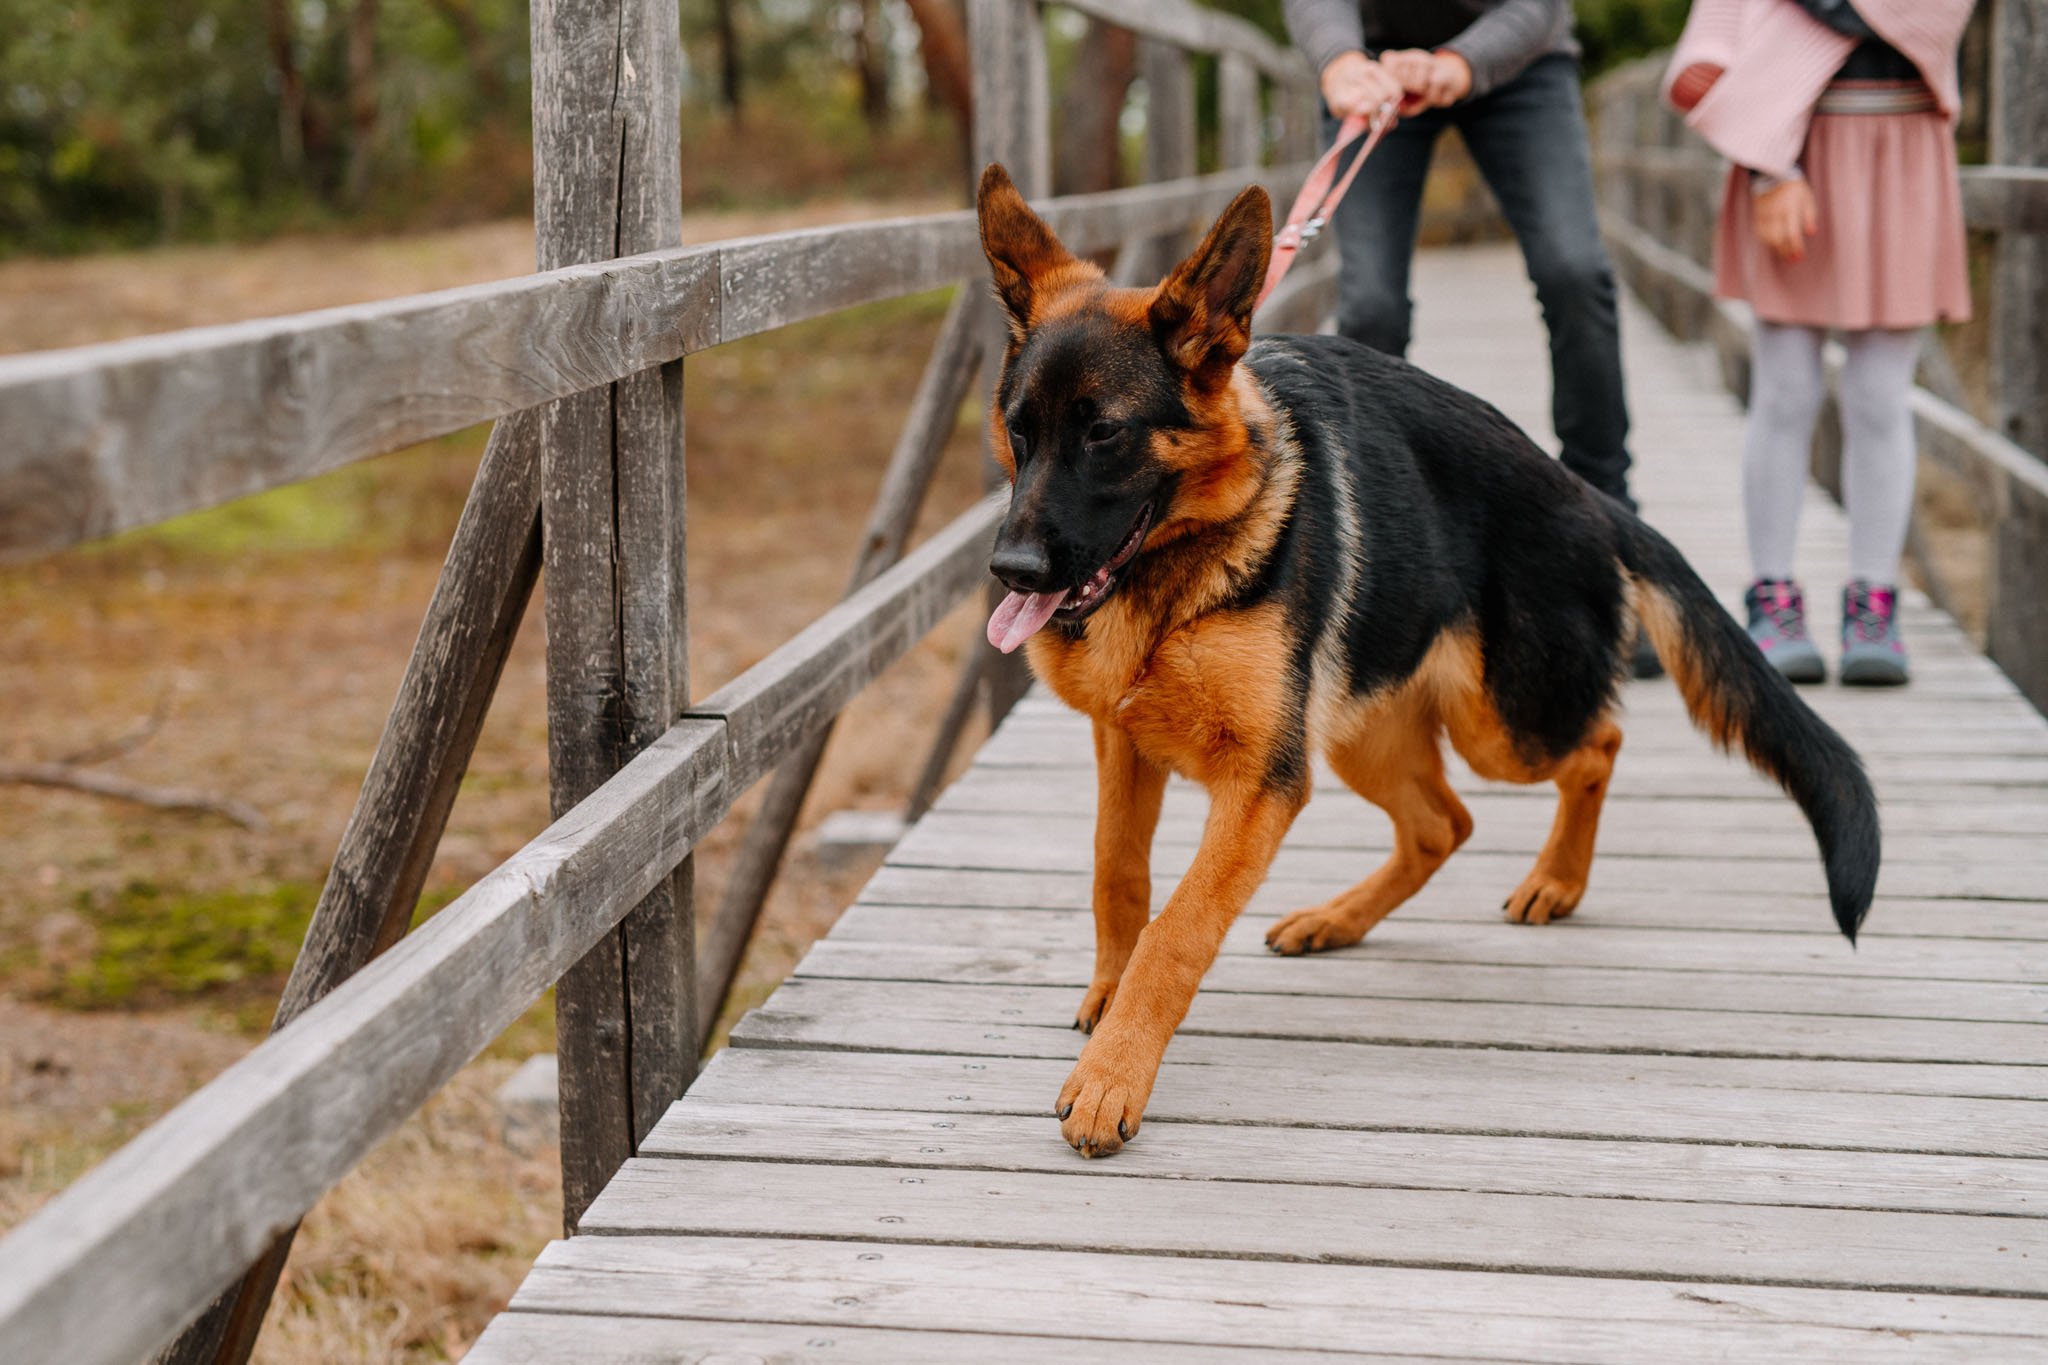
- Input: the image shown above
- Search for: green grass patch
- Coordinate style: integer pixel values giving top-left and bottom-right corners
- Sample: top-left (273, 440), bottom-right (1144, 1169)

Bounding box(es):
top-left (52, 879), bottom-right (320, 1009)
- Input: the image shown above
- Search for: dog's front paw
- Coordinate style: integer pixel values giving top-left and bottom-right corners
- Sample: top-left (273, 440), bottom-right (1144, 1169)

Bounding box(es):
top-left (1504, 871), bottom-right (1584, 925)
top-left (1055, 1042), bottom-right (1155, 1157)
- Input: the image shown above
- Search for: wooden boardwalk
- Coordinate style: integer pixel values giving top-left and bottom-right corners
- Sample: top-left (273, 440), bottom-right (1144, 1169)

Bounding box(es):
top-left (468, 247), bottom-right (2048, 1362)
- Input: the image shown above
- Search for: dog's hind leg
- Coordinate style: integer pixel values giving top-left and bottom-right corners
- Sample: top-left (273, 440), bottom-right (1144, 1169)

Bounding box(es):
top-left (1502, 719), bottom-right (1623, 925)
top-left (1077, 720), bottom-right (1167, 1032)
top-left (1265, 721), bottom-right (1472, 955)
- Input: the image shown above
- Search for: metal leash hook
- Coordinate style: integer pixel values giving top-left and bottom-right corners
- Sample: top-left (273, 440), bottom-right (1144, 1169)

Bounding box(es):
top-left (1259, 101), bottom-right (1399, 309)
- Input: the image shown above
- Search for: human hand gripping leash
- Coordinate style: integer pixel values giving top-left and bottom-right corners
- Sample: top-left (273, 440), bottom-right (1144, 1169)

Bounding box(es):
top-left (1256, 101), bottom-right (1399, 310)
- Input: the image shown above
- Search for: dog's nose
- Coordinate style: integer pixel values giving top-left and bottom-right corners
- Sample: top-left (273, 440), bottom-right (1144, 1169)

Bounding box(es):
top-left (990, 541), bottom-right (1055, 593)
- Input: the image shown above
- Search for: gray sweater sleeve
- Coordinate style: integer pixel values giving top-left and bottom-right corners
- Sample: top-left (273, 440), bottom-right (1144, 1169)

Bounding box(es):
top-left (1442, 0), bottom-right (1573, 97)
top-left (1282, 0), bottom-right (1366, 81)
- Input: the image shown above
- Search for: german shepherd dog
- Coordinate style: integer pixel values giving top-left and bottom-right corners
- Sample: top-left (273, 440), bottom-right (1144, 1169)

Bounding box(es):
top-left (975, 164), bottom-right (1881, 1158)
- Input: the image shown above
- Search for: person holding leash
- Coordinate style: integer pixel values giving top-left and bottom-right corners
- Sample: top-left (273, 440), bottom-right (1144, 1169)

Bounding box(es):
top-left (1665, 0), bottom-right (1974, 686)
top-left (1281, 0), bottom-right (1658, 676)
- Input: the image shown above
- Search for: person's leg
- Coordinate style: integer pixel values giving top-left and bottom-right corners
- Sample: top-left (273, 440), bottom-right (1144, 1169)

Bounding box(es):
top-left (1455, 56), bottom-right (1633, 504)
top-left (1838, 328), bottom-right (1921, 584)
top-left (1743, 321), bottom-right (1828, 581)
top-left (1740, 320), bottom-right (1829, 682)
top-left (1323, 108), bottom-right (1443, 356)
top-left (1835, 327), bottom-right (1922, 685)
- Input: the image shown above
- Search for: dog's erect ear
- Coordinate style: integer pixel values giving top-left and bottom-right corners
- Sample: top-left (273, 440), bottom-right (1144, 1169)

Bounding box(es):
top-left (978, 163), bottom-right (1079, 331)
top-left (1149, 185), bottom-right (1273, 376)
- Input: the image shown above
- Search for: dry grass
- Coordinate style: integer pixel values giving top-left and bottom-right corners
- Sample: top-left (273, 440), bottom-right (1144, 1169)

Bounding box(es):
top-left (0, 204), bottom-right (992, 1360)
top-left (254, 1060), bottom-right (561, 1364)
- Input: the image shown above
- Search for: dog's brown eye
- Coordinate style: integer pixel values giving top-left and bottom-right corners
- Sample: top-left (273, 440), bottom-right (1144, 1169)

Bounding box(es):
top-left (1086, 422), bottom-right (1119, 446)
top-left (1009, 431), bottom-right (1028, 462)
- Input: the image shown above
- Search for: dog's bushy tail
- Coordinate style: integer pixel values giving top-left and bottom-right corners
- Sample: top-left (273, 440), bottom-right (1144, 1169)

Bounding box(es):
top-left (1617, 517), bottom-right (1880, 942)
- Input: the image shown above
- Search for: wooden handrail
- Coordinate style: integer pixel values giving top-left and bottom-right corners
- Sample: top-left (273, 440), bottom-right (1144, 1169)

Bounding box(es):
top-left (0, 492), bottom-right (1006, 1365)
top-left (0, 167), bottom-right (1312, 566)
top-left (1056, 0), bottom-right (1309, 79)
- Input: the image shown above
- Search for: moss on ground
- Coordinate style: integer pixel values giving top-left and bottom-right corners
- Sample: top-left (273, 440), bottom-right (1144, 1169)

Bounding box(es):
top-left (50, 879), bottom-right (320, 1009)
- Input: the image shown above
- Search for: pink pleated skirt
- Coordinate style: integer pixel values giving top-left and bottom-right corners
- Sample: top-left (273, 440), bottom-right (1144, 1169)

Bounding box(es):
top-left (1714, 83), bottom-right (1971, 330)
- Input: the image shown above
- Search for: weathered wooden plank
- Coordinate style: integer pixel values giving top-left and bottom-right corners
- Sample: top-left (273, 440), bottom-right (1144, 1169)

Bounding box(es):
top-left (0, 253), bottom-right (714, 566)
top-left (0, 715), bottom-right (728, 1365)
top-left (733, 991), bottom-right (2045, 1101)
top-left (890, 805), bottom-right (2048, 868)
top-left (881, 832), bottom-right (2048, 900)
top-left (739, 972), bottom-right (2048, 1067)
top-left (1960, 164), bottom-right (2048, 234)
top-left (1058, 0), bottom-right (1310, 79)
top-left (1217, 53), bottom-right (1264, 171)
top-left (1990, 4), bottom-right (2048, 458)
top-left (931, 766), bottom-right (2048, 835)
top-left (510, 1236), bottom-right (2048, 1361)
top-left (581, 1157), bottom-right (2048, 1295)
top-left (853, 863), bottom-right (2048, 938)
top-left (643, 1100), bottom-right (2047, 1217)
top-left (683, 1047), bottom-right (2048, 1156)
top-left (793, 940), bottom-right (2048, 1025)
top-left (967, 743), bottom-right (2048, 791)
top-left (467, 1313), bottom-right (1410, 1364)
top-left (0, 170), bottom-right (1311, 564)
top-left (686, 494), bottom-right (1006, 796)
top-left (825, 904), bottom-right (2047, 983)
top-left (535, 0), bottom-right (693, 1235)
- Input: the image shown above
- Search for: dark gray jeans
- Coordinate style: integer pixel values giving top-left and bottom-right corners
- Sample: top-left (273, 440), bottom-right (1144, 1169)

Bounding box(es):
top-left (1325, 54), bottom-right (1634, 504)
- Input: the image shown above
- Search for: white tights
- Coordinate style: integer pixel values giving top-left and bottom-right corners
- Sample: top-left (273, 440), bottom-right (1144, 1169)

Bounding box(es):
top-left (1742, 320), bottom-right (1921, 584)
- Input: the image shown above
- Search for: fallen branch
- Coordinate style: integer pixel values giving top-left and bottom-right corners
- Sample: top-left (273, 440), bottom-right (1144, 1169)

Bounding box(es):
top-left (0, 762), bottom-right (266, 830)
top-left (55, 693), bottom-right (170, 767)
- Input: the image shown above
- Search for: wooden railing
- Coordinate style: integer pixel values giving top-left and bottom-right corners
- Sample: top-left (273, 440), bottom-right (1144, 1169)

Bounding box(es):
top-left (0, 3), bottom-right (1330, 1363)
top-left (1589, 19), bottom-right (2048, 717)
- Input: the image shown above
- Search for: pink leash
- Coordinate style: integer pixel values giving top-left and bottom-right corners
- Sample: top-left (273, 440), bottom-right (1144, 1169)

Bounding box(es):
top-left (1258, 103), bottom-right (1399, 310)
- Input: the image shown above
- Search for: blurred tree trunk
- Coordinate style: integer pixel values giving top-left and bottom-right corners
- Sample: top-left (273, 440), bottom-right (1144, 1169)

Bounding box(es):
top-left (345, 0), bottom-right (381, 203)
top-left (263, 0), bottom-right (311, 173)
top-left (854, 0), bottom-right (890, 128)
top-left (714, 0), bottom-right (744, 119)
top-left (1054, 20), bottom-right (1135, 195)
top-left (900, 0), bottom-right (971, 128)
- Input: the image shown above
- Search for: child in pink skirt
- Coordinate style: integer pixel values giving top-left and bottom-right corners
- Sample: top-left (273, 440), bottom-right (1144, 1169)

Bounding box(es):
top-left (1664, 0), bottom-right (1974, 685)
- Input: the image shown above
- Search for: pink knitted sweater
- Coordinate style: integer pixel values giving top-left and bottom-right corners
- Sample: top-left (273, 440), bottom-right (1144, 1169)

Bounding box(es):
top-left (1660, 0), bottom-right (1972, 178)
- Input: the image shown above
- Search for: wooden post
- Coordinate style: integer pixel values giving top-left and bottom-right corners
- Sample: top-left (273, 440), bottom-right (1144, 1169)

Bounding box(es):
top-left (1990, 0), bottom-right (2048, 457)
top-left (1218, 53), bottom-right (1262, 173)
top-left (969, 0), bottom-right (1048, 726)
top-left (1112, 35), bottom-right (1200, 285)
top-left (532, 0), bottom-right (693, 1234)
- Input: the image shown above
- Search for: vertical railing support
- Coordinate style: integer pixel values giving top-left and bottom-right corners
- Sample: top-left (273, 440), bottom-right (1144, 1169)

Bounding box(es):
top-left (1990, 0), bottom-right (2048, 458)
top-left (1217, 54), bottom-right (1263, 175)
top-left (532, 0), bottom-right (694, 1234)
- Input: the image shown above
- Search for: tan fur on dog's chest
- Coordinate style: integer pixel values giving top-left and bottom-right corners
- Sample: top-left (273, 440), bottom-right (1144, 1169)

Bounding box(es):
top-left (1029, 601), bottom-right (1297, 789)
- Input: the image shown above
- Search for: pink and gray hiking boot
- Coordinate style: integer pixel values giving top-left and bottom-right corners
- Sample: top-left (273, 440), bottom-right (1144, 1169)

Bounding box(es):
top-left (1840, 580), bottom-right (1910, 686)
top-left (1743, 578), bottom-right (1825, 684)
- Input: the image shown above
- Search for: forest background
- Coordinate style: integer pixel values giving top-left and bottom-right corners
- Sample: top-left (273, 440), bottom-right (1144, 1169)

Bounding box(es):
top-left (1, 0), bottom-right (1689, 256)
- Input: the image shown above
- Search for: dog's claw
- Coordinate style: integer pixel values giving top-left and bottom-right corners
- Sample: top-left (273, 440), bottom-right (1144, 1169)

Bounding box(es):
top-left (1118, 1119), bottom-right (1129, 1140)
top-left (1056, 1103), bottom-right (1072, 1119)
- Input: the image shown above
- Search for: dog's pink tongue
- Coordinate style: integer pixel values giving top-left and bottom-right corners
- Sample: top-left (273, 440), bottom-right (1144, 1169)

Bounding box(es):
top-left (987, 588), bottom-right (1067, 654)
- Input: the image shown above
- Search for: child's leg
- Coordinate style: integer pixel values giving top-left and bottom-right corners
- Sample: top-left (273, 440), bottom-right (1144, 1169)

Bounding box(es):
top-left (1742, 321), bottom-right (1827, 580)
top-left (1837, 328), bottom-right (1922, 584)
